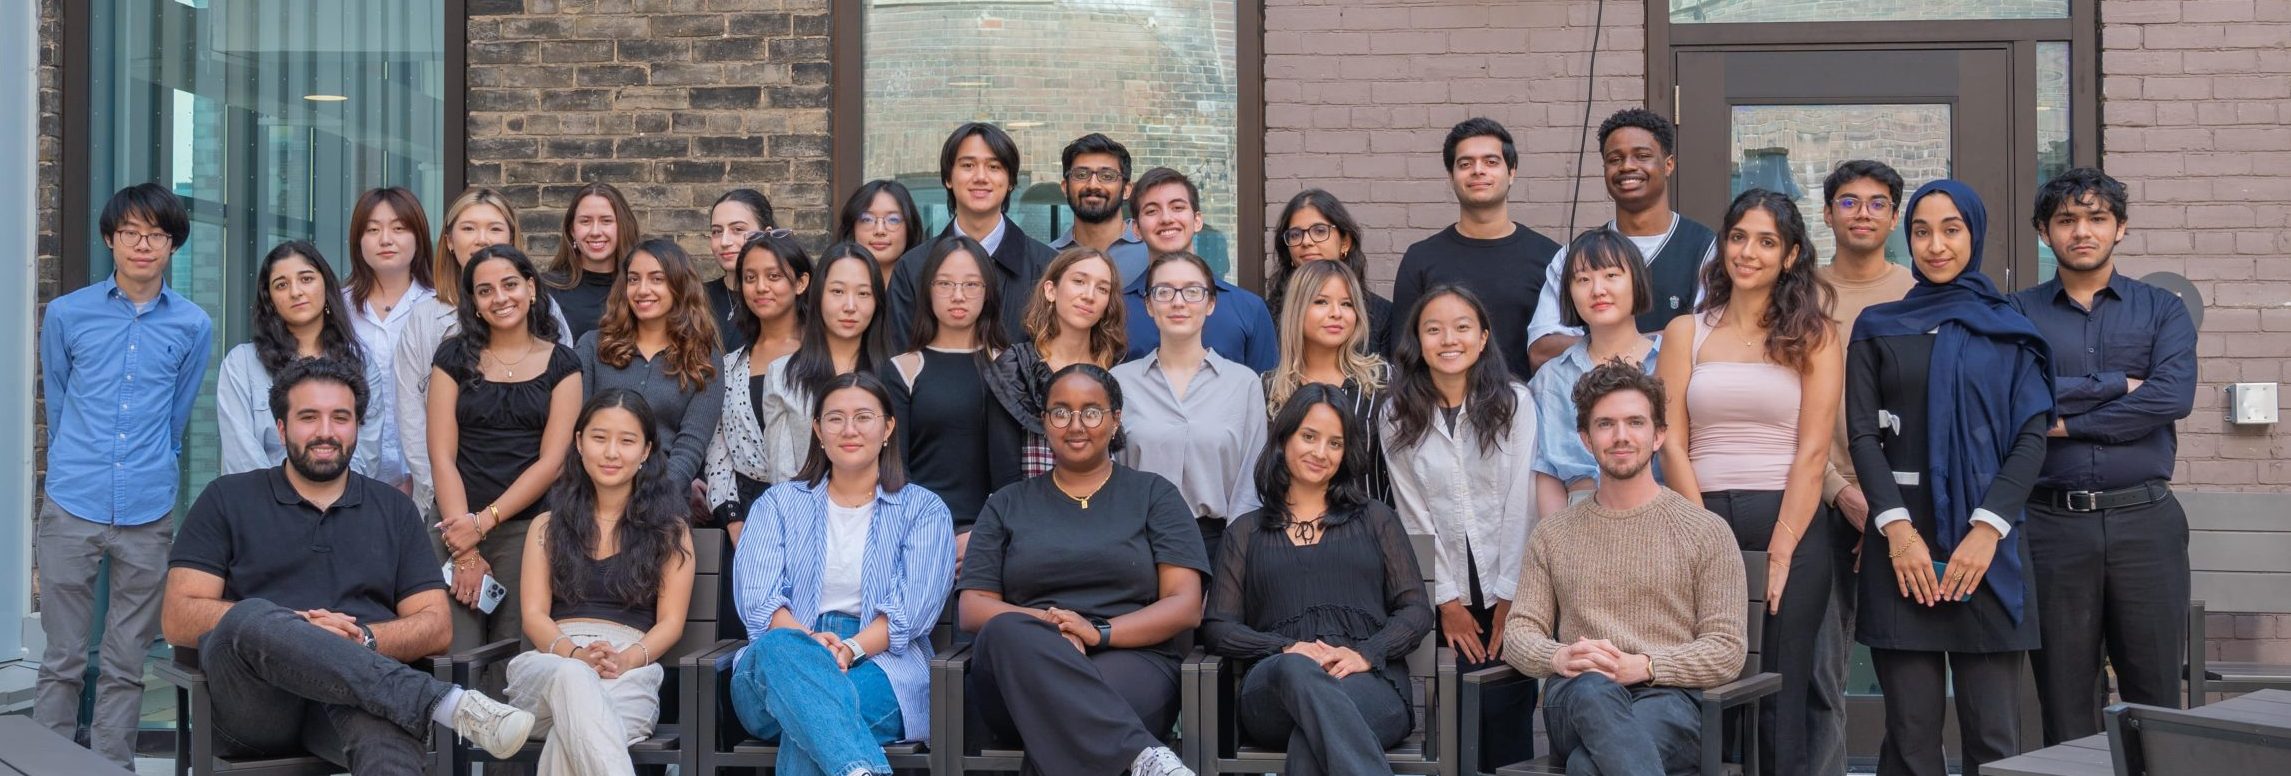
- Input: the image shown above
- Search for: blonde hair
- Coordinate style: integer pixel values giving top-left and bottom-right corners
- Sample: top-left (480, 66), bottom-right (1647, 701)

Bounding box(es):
top-left (432, 187), bottom-right (521, 307)
top-left (1266, 259), bottom-right (1384, 413)
top-left (1023, 246), bottom-right (1127, 368)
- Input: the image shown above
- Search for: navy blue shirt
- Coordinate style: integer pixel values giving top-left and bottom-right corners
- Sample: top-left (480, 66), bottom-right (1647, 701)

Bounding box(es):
top-left (2009, 271), bottom-right (2196, 491)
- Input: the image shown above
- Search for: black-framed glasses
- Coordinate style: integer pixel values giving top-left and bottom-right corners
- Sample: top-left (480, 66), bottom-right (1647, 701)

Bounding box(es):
top-left (1833, 196), bottom-right (1894, 214)
top-left (1065, 167), bottom-right (1123, 184)
top-left (855, 214), bottom-right (904, 229)
top-left (1047, 407), bottom-right (1111, 429)
top-left (112, 230), bottom-right (173, 249)
top-left (1281, 223), bottom-right (1335, 247)
top-left (1149, 285), bottom-right (1210, 304)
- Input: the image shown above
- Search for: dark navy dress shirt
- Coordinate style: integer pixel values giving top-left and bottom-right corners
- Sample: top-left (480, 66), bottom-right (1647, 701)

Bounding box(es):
top-left (2010, 271), bottom-right (2196, 491)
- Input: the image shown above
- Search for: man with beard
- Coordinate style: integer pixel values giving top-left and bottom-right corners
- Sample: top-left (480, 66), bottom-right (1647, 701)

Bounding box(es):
top-left (2009, 168), bottom-right (2197, 744)
top-left (1527, 108), bottom-right (1716, 373)
top-left (1393, 118), bottom-right (1563, 383)
top-left (162, 358), bottom-right (535, 773)
top-left (1049, 133), bottom-right (1152, 286)
top-left (886, 122), bottom-right (1058, 351)
top-left (1120, 166), bottom-right (1280, 370)
top-left (1502, 359), bottom-right (1747, 775)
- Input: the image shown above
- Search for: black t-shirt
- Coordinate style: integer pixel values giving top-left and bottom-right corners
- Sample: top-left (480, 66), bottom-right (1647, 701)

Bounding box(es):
top-left (957, 465), bottom-right (1211, 659)
top-left (171, 468), bottom-right (445, 624)
top-left (549, 270), bottom-right (618, 343)
top-left (1391, 223), bottom-right (1561, 383)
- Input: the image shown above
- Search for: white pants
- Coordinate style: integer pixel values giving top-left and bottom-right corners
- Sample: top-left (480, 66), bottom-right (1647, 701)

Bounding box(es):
top-left (505, 620), bottom-right (665, 776)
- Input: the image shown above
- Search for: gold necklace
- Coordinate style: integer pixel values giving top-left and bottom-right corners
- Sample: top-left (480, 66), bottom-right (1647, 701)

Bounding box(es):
top-left (1052, 468), bottom-right (1111, 509)
top-left (484, 342), bottom-right (539, 378)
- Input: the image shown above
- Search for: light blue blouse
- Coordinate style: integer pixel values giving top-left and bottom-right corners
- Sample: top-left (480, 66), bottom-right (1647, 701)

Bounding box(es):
top-left (1526, 336), bottom-right (1664, 487)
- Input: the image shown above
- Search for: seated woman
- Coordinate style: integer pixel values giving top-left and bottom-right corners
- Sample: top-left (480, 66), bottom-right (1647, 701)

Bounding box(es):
top-left (507, 389), bottom-right (696, 775)
top-left (730, 371), bottom-right (955, 775)
top-left (959, 364), bottom-right (1207, 776)
top-left (1203, 384), bottom-right (1432, 774)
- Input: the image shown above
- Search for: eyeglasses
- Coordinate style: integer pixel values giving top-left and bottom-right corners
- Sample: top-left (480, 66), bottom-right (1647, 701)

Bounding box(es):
top-left (931, 280), bottom-right (985, 298)
top-left (1281, 223), bottom-right (1335, 247)
top-left (1046, 407), bottom-right (1111, 429)
top-left (855, 214), bottom-right (904, 230)
top-left (1833, 196), bottom-right (1894, 215)
top-left (819, 410), bottom-right (884, 433)
top-left (112, 230), bottom-right (173, 249)
top-left (1150, 285), bottom-right (1210, 304)
top-left (1065, 167), bottom-right (1123, 184)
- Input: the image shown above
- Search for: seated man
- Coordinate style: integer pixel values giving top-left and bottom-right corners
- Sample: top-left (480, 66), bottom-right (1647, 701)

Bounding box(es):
top-left (161, 358), bottom-right (533, 774)
top-left (1503, 360), bottom-right (1747, 775)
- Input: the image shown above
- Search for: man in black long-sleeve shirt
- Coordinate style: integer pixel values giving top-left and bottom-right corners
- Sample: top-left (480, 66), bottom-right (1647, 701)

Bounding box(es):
top-left (1391, 118), bottom-right (1560, 379)
top-left (2009, 168), bottom-right (2198, 745)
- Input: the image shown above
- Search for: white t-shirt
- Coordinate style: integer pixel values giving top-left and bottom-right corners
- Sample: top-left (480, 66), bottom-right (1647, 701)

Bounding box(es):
top-left (1525, 213), bottom-right (1716, 343)
top-left (818, 499), bottom-right (875, 617)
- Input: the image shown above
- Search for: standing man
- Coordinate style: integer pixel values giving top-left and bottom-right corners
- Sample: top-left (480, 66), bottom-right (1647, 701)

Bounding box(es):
top-left (1393, 117), bottom-right (1562, 383)
top-left (885, 122), bottom-right (1058, 351)
top-left (1526, 108), bottom-right (1715, 373)
top-left (2011, 168), bottom-right (2197, 744)
top-left (36, 182), bottom-right (216, 766)
top-left (1121, 166), bottom-right (1279, 371)
top-left (1049, 133), bottom-right (1152, 286)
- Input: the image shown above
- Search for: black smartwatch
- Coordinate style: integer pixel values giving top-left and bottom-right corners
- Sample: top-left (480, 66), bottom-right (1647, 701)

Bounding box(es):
top-left (358, 623), bottom-right (378, 651)
top-left (1087, 616), bottom-right (1113, 653)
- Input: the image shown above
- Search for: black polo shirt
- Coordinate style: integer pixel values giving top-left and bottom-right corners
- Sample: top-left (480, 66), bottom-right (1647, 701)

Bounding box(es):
top-left (171, 467), bottom-right (445, 624)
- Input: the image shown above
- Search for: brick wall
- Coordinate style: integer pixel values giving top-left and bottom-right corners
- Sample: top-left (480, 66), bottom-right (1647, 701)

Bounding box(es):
top-left (463, 0), bottom-right (833, 266)
top-left (33, 0), bottom-right (59, 470)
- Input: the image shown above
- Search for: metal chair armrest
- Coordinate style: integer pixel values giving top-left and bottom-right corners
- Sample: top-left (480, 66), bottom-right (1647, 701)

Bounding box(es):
top-left (438, 638), bottom-right (524, 684)
top-left (931, 643), bottom-right (974, 776)
top-left (152, 656), bottom-right (203, 689)
top-left (1698, 671), bottom-right (1782, 708)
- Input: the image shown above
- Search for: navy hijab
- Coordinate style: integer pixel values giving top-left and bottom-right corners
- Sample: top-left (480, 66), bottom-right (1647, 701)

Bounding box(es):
top-left (1851, 179), bottom-right (2054, 623)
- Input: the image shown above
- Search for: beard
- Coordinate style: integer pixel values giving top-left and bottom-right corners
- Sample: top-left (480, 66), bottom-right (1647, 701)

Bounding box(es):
top-left (287, 436), bottom-right (352, 482)
top-left (1070, 187), bottom-right (1125, 223)
top-left (1597, 450), bottom-right (1652, 482)
top-left (2054, 241), bottom-right (2115, 273)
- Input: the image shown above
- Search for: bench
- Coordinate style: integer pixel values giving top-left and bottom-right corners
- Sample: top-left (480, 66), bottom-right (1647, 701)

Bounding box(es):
top-left (0, 716), bottom-right (136, 775)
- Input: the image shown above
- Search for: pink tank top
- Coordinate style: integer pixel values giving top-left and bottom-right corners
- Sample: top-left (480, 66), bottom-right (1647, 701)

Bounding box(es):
top-left (1685, 311), bottom-right (1801, 492)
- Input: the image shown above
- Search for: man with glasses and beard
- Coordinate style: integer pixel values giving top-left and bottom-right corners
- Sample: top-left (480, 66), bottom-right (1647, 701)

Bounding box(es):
top-left (1049, 133), bottom-right (1152, 286)
top-left (162, 358), bottom-right (535, 773)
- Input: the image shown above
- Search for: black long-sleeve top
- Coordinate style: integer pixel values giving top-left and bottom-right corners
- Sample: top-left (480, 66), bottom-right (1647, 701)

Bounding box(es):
top-left (2008, 272), bottom-right (2197, 491)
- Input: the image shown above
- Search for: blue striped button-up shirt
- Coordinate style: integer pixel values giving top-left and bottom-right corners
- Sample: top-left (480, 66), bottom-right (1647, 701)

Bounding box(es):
top-left (40, 278), bottom-right (214, 525)
top-left (735, 477), bottom-right (955, 742)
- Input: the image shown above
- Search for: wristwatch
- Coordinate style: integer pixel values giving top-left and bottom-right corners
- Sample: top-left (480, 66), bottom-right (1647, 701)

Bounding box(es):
top-left (358, 623), bottom-right (378, 651)
top-left (840, 636), bottom-right (868, 662)
top-left (1087, 616), bottom-right (1113, 653)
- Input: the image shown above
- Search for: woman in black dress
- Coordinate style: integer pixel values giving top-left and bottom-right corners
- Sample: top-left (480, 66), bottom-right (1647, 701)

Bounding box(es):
top-left (1204, 383), bottom-right (1431, 774)
top-left (1848, 180), bottom-right (2053, 776)
top-left (882, 233), bottom-right (1024, 573)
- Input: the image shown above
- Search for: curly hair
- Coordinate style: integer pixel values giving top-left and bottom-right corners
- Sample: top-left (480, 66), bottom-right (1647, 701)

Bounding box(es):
top-left (594, 238), bottom-right (721, 392)
top-left (1698, 188), bottom-right (1837, 373)
top-left (1598, 107), bottom-right (1676, 156)
top-left (1571, 357), bottom-right (1669, 432)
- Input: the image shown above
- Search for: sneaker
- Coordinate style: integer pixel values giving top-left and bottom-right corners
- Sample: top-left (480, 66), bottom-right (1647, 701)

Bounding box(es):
top-left (1128, 745), bottom-right (1193, 776)
top-left (450, 690), bottom-right (534, 759)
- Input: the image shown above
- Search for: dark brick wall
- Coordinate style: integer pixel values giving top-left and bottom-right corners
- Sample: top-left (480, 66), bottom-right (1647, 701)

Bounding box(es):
top-left (35, 0), bottom-right (59, 476)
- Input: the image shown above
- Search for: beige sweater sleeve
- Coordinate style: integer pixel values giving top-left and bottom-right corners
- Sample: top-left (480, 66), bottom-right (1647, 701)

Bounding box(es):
top-left (1503, 529), bottom-right (1565, 678)
top-left (1644, 531), bottom-right (1749, 689)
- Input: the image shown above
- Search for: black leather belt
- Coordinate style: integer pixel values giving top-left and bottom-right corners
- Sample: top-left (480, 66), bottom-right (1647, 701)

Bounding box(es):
top-left (2031, 481), bottom-right (2172, 513)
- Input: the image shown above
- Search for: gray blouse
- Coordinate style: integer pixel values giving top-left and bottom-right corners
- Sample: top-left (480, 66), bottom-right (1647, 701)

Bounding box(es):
top-left (575, 331), bottom-right (725, 484)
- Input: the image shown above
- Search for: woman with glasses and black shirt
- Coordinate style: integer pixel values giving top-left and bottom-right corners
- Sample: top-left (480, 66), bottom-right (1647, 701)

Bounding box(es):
top-left (882, 233), bottom-right (1024, 572)
top-left (1268, 189), bottom-right (1394, 353)
top-left (836, 180), bottom-right (924, 278)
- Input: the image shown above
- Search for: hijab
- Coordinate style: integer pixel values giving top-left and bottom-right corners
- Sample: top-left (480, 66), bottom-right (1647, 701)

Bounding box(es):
top-left (1852, 179), bottom-right (2055, 623)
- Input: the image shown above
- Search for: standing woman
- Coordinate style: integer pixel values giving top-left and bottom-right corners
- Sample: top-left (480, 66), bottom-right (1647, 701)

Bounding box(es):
top-left (759, 242), bottom-right (890, 485)
top-left (343, 186), bottom-right (432, 489)
top-left (985, 245), bottom-right (1126, 479)
top-left (1267, 189), bottom-right (1394, 352)
top-left (1262, 259), bottom-right (1391, 505)
top-left (705, 232), bottom-right (811, 545)
top-left (1529, 230), bottom-right (1664, 517)
top-left (507, 389), bottom-right (696, 776)
top-left (577, 237), bottom-right (725, 489)
top-left (1203, 385), bottom-right (1432, 773)
top-left (1113, 251), bottom-right (1267, 569)
top-left (1849, 180), bottom-right (2052, 776)
top-left (547, 182), bottom-right (642, 342)
top-left (835, 179), bottom-right (924, 277)
top-left (705, 189), bottom-right (777, 353)
top-left (430, 244), bottom-right (586, 660)
top-left (1655, 189), bottom-right (1842, 776)
top-left (216, 241), bottom-right (390, 477)
top-left (881, 233), bottom-right (1022, 567)
top-left (730, 372), bottom-right (954, 775)
top-left (958, 364), bottom-right (1207, 776)
top-left (1382, 284), bottom-right (1538, 768)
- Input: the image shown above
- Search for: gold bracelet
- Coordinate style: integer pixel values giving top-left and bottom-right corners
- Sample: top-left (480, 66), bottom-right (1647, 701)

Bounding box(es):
top-left (1777, 521), bottom-right (1801, 541)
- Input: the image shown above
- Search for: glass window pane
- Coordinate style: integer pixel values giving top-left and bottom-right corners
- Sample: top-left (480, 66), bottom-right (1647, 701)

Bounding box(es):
top-left (860, 0), bottom-right (1241, 280)
top-left (2035, 42), bottom-right (2072, 282)
top-left (1671, 0), bottom-right (2067, 24)
top-left (1729, 104), bottom-right (1952, 267)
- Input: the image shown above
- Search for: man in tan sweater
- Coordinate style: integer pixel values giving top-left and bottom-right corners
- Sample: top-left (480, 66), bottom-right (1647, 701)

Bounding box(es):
top-left (1504, 360), bottom-right (1747, 775)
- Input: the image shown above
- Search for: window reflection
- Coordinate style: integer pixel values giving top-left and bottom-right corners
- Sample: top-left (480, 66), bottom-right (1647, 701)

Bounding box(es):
top-left (1671, 0), bottom-right (2068, 23)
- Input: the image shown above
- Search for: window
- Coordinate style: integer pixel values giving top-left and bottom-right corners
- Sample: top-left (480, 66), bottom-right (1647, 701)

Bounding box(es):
top-left (1668, 0), bottom-right (2068, 24)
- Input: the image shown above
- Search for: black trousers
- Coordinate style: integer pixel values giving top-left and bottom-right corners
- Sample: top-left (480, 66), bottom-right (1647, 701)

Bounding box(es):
top-left (1237, 653), bottom-right (1411, 775)
top-left (969, 613), bottom-right (1176, 776)
top-left (1704, 489), bottom-right (1836, 776)
top-left (2027, 491), bottom-right (2189, 744)
top-left (1872, 648), bottom-right (2022, 776)
top-left (1450, 555), bottom-right (1537, 771)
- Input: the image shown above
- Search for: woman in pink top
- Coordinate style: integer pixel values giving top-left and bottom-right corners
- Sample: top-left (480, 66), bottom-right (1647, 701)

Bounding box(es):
top-left (1655, 188), bottom-right (1842, 776)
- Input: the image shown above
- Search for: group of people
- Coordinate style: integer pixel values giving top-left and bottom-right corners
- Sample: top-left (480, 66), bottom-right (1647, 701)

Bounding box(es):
top-left (33, 109), bottom-right (2194, 776)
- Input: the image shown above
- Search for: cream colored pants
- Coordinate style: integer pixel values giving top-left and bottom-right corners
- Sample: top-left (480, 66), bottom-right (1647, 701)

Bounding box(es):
top-left (505, 620), bottom-right (664, 776)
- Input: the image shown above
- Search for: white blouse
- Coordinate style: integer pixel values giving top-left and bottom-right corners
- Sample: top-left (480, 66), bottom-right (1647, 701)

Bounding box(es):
top-left (1382, 381), bottom-right (1540, 607)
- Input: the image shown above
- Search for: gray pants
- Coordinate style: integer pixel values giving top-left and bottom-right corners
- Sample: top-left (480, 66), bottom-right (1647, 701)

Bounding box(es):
top-left (33, 495), bottom-right (173, 766)
top-left (201, 598), bottom-right (454, 775)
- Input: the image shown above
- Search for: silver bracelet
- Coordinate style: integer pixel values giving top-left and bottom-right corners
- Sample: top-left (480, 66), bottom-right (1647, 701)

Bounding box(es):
top-left (632, 641), bottom-right (653, 666)
top-left (548, 635), bottom-right (573, 657)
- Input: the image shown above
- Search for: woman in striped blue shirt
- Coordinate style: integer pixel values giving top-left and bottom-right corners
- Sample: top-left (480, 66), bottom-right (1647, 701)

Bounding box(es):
top-left (730, 371), bottom-right (955, 774)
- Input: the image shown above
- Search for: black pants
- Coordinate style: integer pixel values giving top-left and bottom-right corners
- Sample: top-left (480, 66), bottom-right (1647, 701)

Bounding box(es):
top-left (1237, 653), bottom-right (1410, 775)
top-left (1199, 516), bottom-right (1227, 586)
top-left (1704, 489), bottom-right (1835, 776)
top-left (2027, 491), bottom-right (2189, 744)
top-left (1449, 556), bottom-right (1537, 771)
top-left (1872, 648), bottom-right (2022, 776)
top-left (200, 599), bottom-right (453, 775)
top-left (969, 613), bottom-right (1176, 775)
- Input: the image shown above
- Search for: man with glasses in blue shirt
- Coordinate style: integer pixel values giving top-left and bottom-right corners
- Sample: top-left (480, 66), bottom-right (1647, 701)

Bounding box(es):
top-left (36, 182), bottom-right (216, 766)
top-left (1049, 133), bottom-right (1152, 286)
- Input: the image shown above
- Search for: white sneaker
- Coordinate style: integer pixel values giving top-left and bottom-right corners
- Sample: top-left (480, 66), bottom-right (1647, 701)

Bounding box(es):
top-left (450, 690), bottom-right (535, 759)
top-left (1129, 745), bottom-right (1194, 776)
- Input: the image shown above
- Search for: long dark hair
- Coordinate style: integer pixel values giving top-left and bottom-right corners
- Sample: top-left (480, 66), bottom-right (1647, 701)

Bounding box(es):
top-left (1388, 285), bottom-right (1517, 453)
top-left (451, 244), bottom-right (561, 385)
top-left (1253, 383), bottom-right (1370, 531)
top-left (729, 231), bottom-right (813, 348)
top-left (595, 238), bottom-right (721, 391)
top-left (1267, 188), bottom-right (1371, 317)
top-left (794, 371), bottom-right (910, 490)
top-left (545, 390), bottom-right (691, 609)
top-left (1699, 188), bottom-right (1836, 372)
top-left (251, 241), bottom-right (367, 376)
top-left (904, 233), bottom-right (1008, 371)
top-left (347, 187), bottom-right (436, 307)
top-left (786, 241), bottom-right (889, 400)
top-left (712, 188), bottom-right (776, 230)
top-left (834, 179), bottom-right (924, 254)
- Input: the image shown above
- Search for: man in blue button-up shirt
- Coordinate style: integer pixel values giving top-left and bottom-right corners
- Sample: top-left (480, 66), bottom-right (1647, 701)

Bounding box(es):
top-left (2009, 168), bottom-right (2198, 747)
top-left (1120, 167), bottom-right (1278, 371)
top-left (35, 183), bottom-right (215, 766)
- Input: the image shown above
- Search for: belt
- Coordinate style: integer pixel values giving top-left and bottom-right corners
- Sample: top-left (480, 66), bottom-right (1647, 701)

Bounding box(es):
top-left (2031, 481), bottom-right (2172, 513)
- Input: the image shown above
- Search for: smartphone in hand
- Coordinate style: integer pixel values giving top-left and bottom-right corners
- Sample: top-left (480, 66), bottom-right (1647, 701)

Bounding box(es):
top-left (1932, 561), bottom-right (1974, 602)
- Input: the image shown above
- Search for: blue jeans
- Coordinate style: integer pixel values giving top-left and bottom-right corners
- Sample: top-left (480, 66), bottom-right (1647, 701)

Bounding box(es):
top-left (731, 613), bottom-right (903, 776)
top-left (1545, 673), bottom-right (1701, 776)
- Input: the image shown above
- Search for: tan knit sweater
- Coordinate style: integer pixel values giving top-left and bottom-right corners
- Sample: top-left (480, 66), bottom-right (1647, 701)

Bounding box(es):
top-left (1501, 488), bottom-right (1748, 690)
